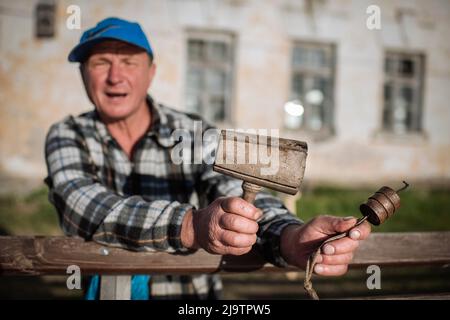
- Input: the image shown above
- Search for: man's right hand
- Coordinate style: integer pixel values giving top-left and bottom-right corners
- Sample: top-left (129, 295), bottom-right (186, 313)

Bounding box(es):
top-left (181, 197), bottom-right (262, 255)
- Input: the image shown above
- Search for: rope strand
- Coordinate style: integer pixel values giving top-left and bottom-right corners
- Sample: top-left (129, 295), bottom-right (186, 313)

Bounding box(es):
top-left (303, 215), bottom-right (368, 300)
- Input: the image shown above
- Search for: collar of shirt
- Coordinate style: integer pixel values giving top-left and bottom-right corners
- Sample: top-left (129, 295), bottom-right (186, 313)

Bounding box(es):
top-left (93, 95), bottom-right (178, 149)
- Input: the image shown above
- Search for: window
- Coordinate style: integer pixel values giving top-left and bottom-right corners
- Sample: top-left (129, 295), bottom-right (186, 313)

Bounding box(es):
top-left (383, 52), bottom-right (425, 133)
top-left (185, 33), bottom-right (235, 123)
top-left (35, 2), bottom-right (56, 38)
top-left (286, 42), bottom-right (335, 135)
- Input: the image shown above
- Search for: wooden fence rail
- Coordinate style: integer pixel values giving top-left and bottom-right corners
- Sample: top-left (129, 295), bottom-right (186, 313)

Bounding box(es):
top-left (1, 232), bottom-right (450, 299)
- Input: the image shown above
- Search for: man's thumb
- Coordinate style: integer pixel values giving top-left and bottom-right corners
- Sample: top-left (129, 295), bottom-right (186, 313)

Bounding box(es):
top-left (315, 215), bottom-right (358, 234)
top-left (334, 216), bottom-right (358, 233)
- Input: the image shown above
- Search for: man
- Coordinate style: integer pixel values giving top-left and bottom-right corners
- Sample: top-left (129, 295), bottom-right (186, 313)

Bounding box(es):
top-left (45, 17), bottom-right (370, 299)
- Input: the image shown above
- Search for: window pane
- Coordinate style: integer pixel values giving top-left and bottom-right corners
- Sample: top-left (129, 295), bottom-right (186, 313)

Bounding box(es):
top-left (400, 86), bottom-right (413, 130)
top-left (284, 100), bottom-right (304, 130)
top-left (383, 52), bottom-right (423, 133)
top-left (186, 35), bottom-right (234, 123)
top-left (390, 86), bottom-right (413, 133)
top-left (36, 3), bottom-right (56, 38)
top-left (305, 102), bottom-right (324, 131)
top-left (309, 47), bottom-right (327, 68)
top-left (291, 74), bottom-right (304, 98)
top-left (186, 92), bottom-right (201, 114)
top-left (385, 57), bottom-right (395, 76)
top-left (398, 58), bottom-right (415, 77)
top-left (209, 41), bottom-right (228, 62)
top-left (207, 69), bottom-right (226, 95)
top-left (384, 83), bottom-right (392, 103)
top-left (293, 47), bottom-right (308, 67)
top-left (188, 40), bottom-right (204, 61)
top-left (312, 77), bottom-right (328, 104)
top-left (289, 43), bottom-right (335, 133)
top-left (383, 84), bottom-right (392, 130)
top-left (209, 96), bottom-right (225, 122)
top-left (186, 68), bottom-right (202, 93)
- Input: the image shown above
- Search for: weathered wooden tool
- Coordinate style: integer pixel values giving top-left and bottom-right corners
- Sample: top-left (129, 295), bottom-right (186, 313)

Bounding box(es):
top-left (213, 130), bottom-right (308, 204)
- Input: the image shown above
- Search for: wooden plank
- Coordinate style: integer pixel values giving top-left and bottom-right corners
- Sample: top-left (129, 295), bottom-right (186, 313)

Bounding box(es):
top-left (0, 236), bottom-right (269, 275)
top-left (100, 275), bottom-right (131, 300)
top-left (0, 232), bottom-right (449, 276)
top-left (351, 232), bottom-right (450, 267)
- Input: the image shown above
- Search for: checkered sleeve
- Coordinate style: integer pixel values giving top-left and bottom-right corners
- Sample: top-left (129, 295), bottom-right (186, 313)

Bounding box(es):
top-left (196, 130), bottom-right (303, 268)
top-left (44, 120), bottom-right (193, 252)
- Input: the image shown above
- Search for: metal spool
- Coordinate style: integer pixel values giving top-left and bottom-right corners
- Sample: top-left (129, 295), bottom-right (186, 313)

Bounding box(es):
top-left (359, 186), bottom-right (401, 225)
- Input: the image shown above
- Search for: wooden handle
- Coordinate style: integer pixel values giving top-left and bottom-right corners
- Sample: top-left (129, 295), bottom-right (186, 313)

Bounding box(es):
top-left (242, 181), bottom-right (262, 204)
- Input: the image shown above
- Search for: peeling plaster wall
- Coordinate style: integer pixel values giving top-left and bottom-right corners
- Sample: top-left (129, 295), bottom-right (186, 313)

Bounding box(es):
top-left (0, 0), bottom-right (449, 191)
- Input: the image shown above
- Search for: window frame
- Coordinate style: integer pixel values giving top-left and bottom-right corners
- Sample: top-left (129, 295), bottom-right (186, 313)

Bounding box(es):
top-left (382, 50), bottom-right (426, 134)
top-left (287, 40), bottom-right (337, 139)
top-left (184, 30), bottom-right (236, 125)
top-left (35, 2), bottom-right (56, 38)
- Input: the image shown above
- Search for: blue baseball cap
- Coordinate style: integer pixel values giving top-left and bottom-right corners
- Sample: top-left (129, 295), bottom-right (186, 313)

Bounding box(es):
top-left (68, 17), bottom-right (154, 62)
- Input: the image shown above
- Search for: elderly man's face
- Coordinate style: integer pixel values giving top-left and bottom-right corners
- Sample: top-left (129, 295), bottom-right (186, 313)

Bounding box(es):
top-left (82, 40), bottom-right (155, 122)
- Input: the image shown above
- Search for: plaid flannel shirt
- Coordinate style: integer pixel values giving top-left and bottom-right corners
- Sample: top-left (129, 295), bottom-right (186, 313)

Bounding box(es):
top-left (44, 96), bottom-right (303, 299)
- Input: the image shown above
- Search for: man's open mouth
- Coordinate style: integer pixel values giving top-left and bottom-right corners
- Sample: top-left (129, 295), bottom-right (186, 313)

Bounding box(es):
top-left (105, 92), bottom-right (128, 98)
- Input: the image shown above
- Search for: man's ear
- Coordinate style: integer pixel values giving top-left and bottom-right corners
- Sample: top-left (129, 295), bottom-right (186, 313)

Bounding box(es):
top-left (150, 63), bottom-right (156, 76)
top-left (79, 63), bottom-right (94, 104)
top-left (79, 64), bottom-right (86, 85)
top-left (148, 63), bottom-right (157, 85)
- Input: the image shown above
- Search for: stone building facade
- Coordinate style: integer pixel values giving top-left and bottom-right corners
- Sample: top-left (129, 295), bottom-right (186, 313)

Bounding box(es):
top-left (1, 0), bottom-right (449, 193)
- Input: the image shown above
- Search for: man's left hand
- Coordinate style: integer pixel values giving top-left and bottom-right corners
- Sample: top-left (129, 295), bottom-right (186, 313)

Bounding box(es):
top-left (280, 215), bottom-right (371, 276)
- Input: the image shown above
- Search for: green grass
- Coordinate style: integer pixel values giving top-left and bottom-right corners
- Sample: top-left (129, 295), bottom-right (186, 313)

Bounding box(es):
top-left (0, 185), bottom-right (449, 299)
top-left (296, 186), bottom-right (450, 232)
top-left (0, 186), bottom-right (61, 236)
top-left (0, 185), bottom-right (449, 236)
